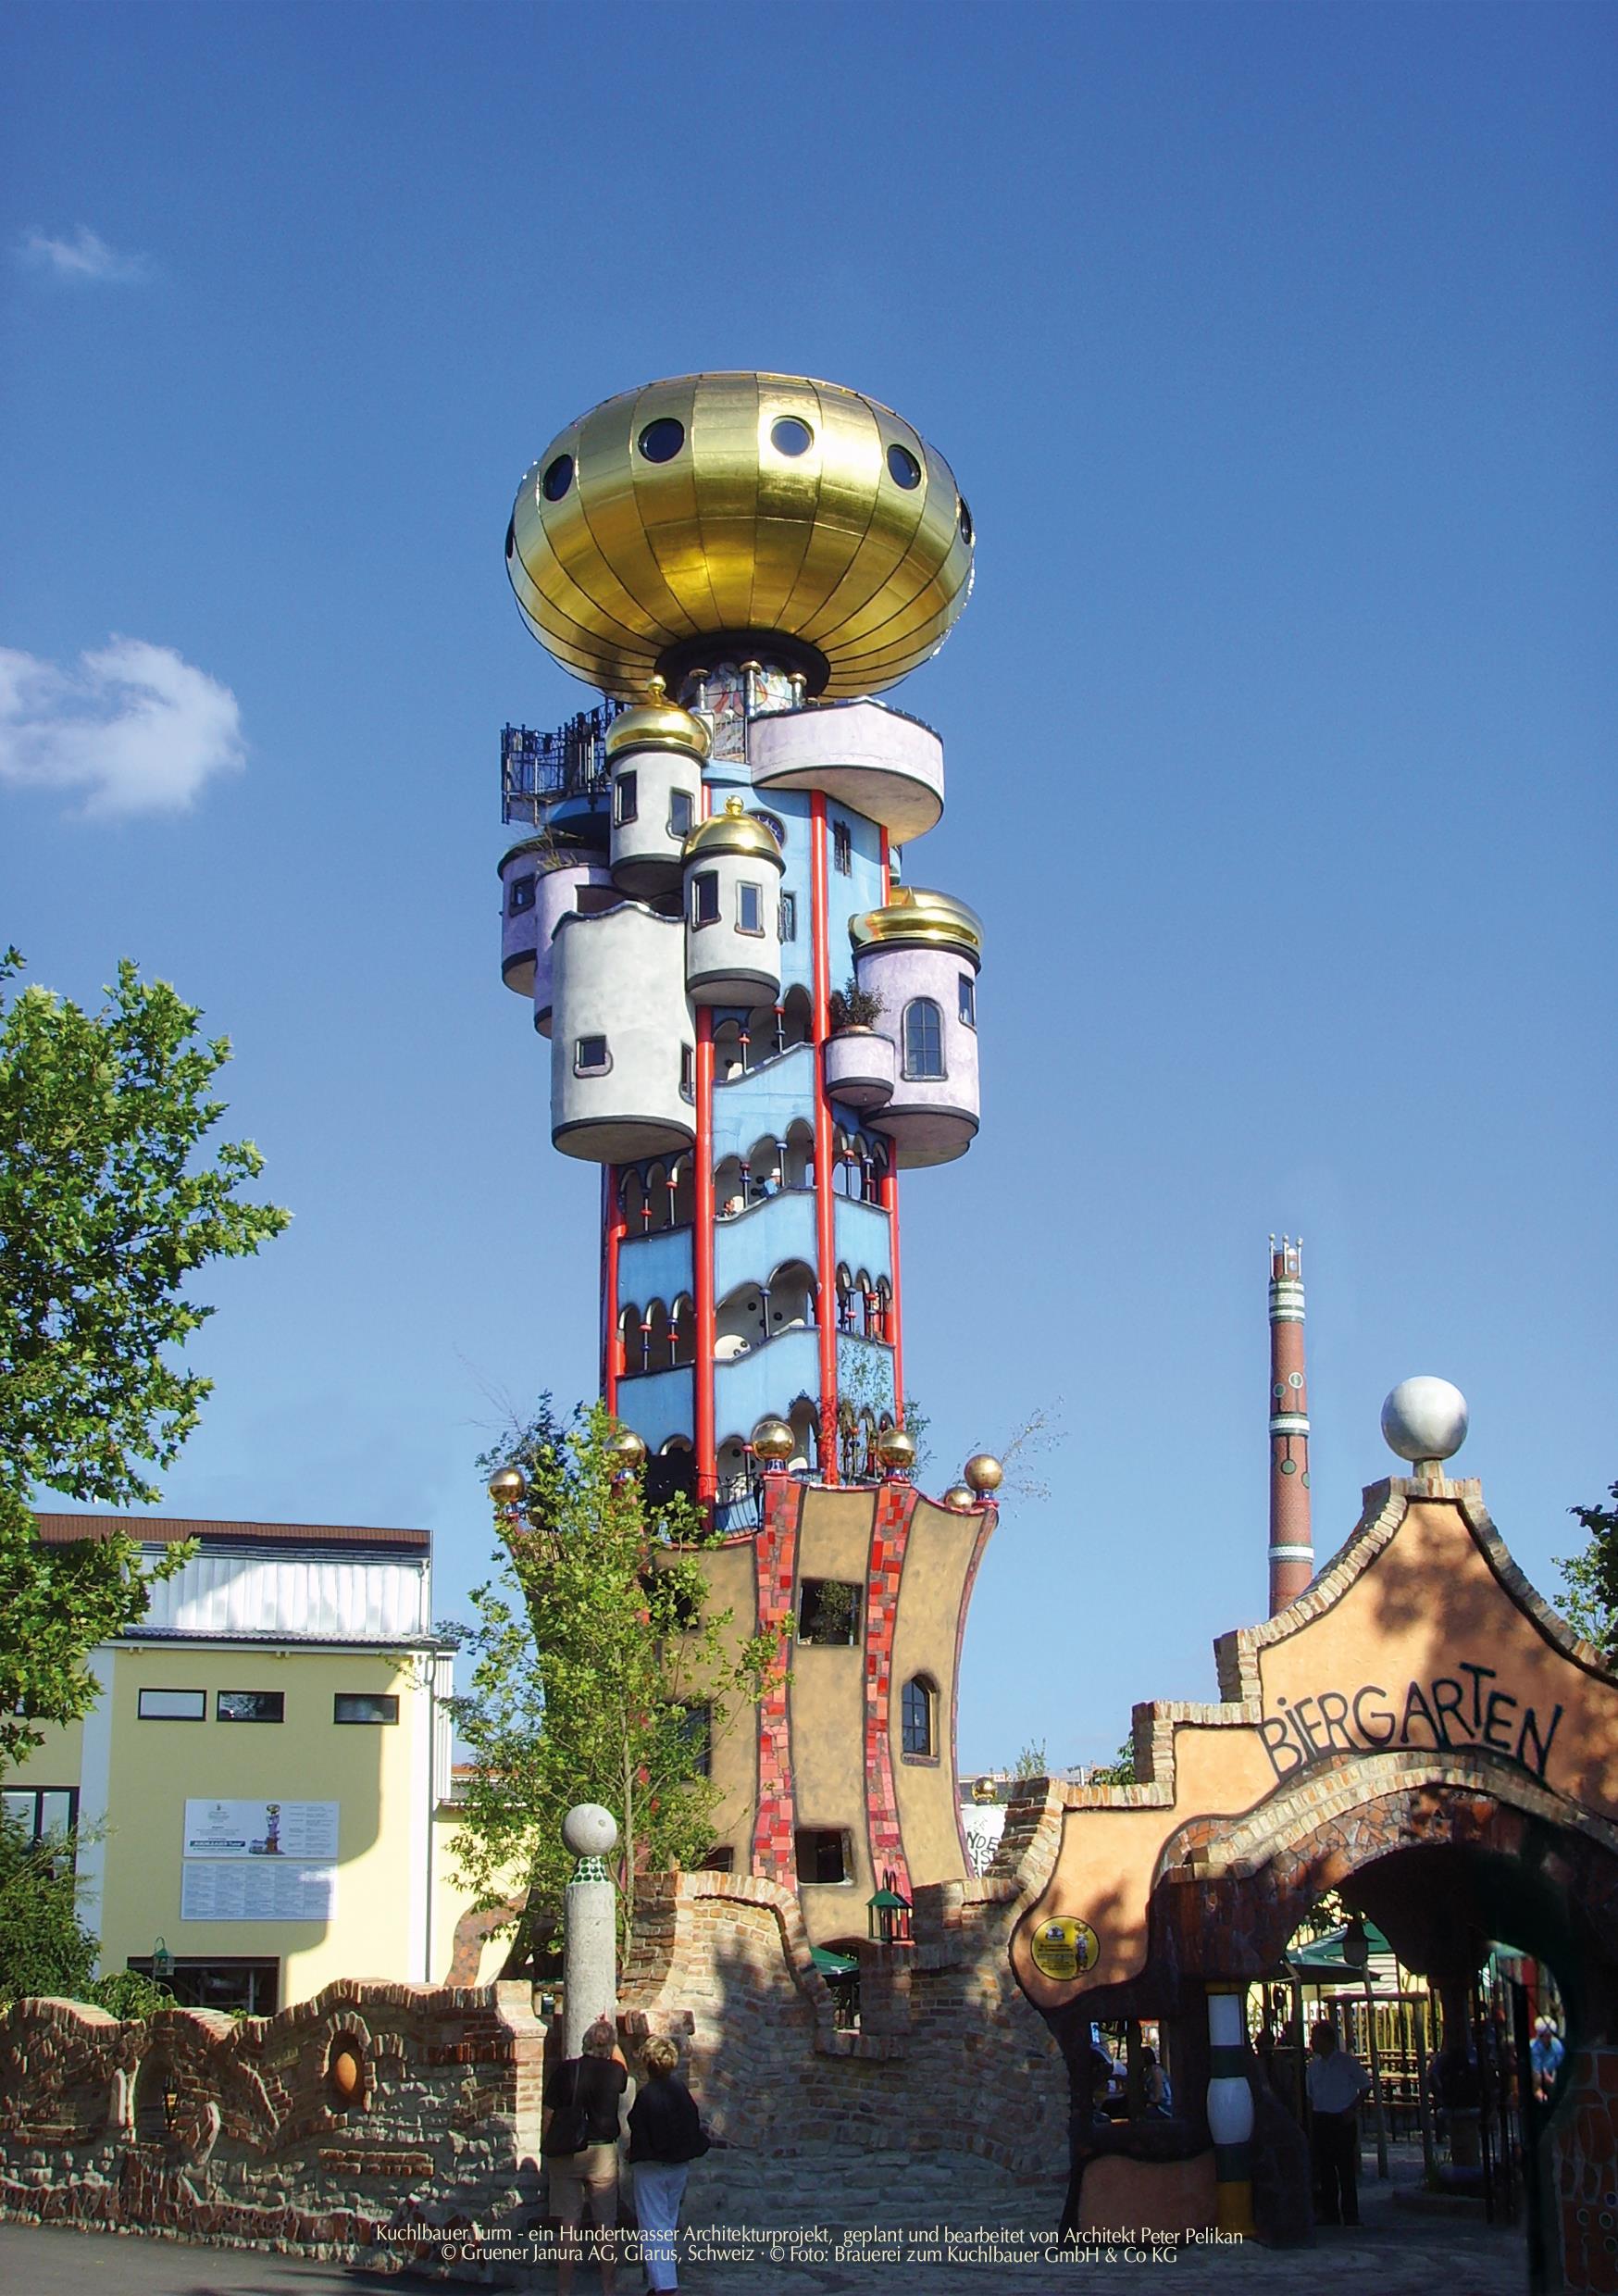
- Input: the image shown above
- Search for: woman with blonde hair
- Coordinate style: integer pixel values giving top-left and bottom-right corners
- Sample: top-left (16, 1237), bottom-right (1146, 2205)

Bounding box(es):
top-left (628, 2032), bottom-right (708, 2294)
top-left (542, 2016), bottom-right (627, 2295)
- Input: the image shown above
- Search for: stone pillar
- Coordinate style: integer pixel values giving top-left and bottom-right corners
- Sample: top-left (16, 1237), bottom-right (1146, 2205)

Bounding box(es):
top-left (561, 1803), bottom-right (619, 2061)
top-left (1207, 1984), bottom-right (1257, 2236)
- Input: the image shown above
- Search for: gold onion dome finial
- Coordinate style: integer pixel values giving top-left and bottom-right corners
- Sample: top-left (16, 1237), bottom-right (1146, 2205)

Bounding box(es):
top-left (505, 372), bottom-right (975, 701)
top-left (683, 794), bottom-right (784, 867)
top-left (851, 887), bottom-right (984, 959)
top-left (604, 674), bottom-right (712, 762)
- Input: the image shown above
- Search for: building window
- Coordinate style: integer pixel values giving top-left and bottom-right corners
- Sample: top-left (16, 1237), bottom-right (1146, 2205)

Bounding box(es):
top-left (798, 1578), bottom-right (862, 1647)
top-left (575, 1035), bottom-right (610, 1075)
top-left (507, 874), bottom-right (536, 916)
top-left (738, 881), bottom-right (764, 935)
top-left (901, 1676), bottom-right (937, 1759)
top-left (668, 788), bottom-right (693, 839)
top-left (2, 1786), bottom-right (77, 1842)
top-left (700, 1845), bottom-right (735, 1873)
top-left (125, 1956), bottom-right (280, 2015)
top-left (138, 1689), bottom-right (205, 1721)
top-left (902, 998), bottom-right (945, 1079)
top-left (751, 809), bottom-right (786, 847)
top-left (614, 769), bottom-right (638, 826)
top-left (218, 1691), bottom-right (284, 1724)
top-left (679, 1042), bottom-right (694, 1101)
top-left (333, 1693), bottom-right (399, 1725)
top-left (691, 871), bottom-right (720, 928)
top-left (794, 1828), bottom-right (851, 1885)
top-left (778, 892), bottom-right (797, 942)
top-left (679, 1703), bottom-right (712, 1778)
top-left (958, 973), bottom-right (976, 1029)
top-left (832, 819), bottom-right (853, 875)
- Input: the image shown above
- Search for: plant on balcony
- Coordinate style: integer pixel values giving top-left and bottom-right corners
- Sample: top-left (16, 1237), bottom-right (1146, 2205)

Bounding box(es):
top-left (827, 975), bottom-right (884, 1032)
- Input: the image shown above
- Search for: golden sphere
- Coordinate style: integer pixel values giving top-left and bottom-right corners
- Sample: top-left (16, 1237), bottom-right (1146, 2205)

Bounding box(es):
top-left (876, 1428), bottom-right (917, 1472)
top-left (487, 1466), bottom-right (529, 1509)
top-left (506, 372), bottom-right (975, 701)
top-left (683, 795), bottom-right (785, 867)
top-left (750, 1416), bottom-right (795, 1465)
top-left (942, 1483), bottom-right (977, 1511)
top-left (964, 1453), bottom-right (1003, 1494)
top-left (608, 1428), bottom-right (648, 1471)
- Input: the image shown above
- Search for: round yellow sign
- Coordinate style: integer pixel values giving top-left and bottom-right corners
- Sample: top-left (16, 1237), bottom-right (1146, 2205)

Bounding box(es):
top-left (1029, 1915), bottom-right (1099, 1981)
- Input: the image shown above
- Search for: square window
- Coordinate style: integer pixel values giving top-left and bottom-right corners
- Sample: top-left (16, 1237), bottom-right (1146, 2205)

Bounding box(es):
top-left (217, 1691), bottom-right (284, 1724)
top-left (958, 973), bottom-right (976, 1028)
top-left (798, 1578), bottom-right (862, 1647)
top-left (333, 1693), bottom-right (399, 1725)
top-left (668, 789), bottom-right (693, 839)
top-left (738, 881), bottom-right (763, 935)
top-left (794, 1828), bottom-right (850, 1885)
top-left (778, 892), bottom-right (797, 942)
top-left (138, 1688), bottom-right (205, 1721)
top-left (691, 872), bottom-right (719, 928)
top-left (614, 769), bottom-right (638, 826)
top-left (576, 1035), bottom-right (610, 1075)
top-left (507, 874), bottom-right (536, 916)
top-left (700, 1845), bottom-right (735, 1874)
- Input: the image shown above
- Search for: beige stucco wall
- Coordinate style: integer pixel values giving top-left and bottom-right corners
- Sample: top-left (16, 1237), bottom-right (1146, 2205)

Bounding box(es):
top-left (691, 1539), bottom-right (762, 1865)
top-left (889, 1499), bottom-right (975, 1886)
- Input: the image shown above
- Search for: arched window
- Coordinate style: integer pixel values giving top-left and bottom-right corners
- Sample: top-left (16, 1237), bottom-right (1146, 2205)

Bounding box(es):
top-left (902, 998), bottom-right (945, 1080)
top-left (902, 1675), bottom-right (937, 1760)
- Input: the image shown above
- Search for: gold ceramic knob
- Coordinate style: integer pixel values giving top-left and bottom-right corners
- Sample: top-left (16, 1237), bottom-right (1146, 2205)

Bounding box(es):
top-left (750, 1416), bottom-right (795, 1464)
top-left (941, 1483), bottom-right (977, 1511)
top-left (487, 1466), bottom-right (529, 1508)
top-left (877, 1427), bottom-right (917, 1472)
top-left (609, 1428), bottom-right (648, 1471)
top-left (963, 1453), bottom-right (1003, 1494)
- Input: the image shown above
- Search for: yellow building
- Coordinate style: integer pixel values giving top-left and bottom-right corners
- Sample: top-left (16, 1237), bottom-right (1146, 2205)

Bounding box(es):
top-left (6, 1513), bottom-right (485, 2013)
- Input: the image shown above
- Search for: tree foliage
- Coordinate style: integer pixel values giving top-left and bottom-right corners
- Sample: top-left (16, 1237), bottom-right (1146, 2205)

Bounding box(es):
top-left (0, 950), bottom-right (290, 1767)
top-left (0, 1812), bottom-right (96, 2006)
top-left (452, 1399), bottom-right (785, 1963)
top-left (1557, 1481), bottom-right (1618, 1652)
top-left (1089, 1734), bottom-right (1137, 1787)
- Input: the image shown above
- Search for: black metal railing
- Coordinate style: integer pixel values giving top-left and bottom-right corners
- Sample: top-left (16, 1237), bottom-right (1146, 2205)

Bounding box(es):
top-left (500, 700), bottom-right (626, 826)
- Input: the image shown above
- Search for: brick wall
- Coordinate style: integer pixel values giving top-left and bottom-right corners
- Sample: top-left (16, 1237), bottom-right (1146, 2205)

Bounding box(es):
top-left (0, 1979), bottom-right (546, 2255)
top-left (619, 1866), bottom-right (1068, 2177)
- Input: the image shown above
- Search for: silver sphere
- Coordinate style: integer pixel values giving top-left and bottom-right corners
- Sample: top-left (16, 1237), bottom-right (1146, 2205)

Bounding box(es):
top-left (562, 1803), bottom-right (619, 1858)
top-left (1381, 1377), bottom-right (1469, 1465)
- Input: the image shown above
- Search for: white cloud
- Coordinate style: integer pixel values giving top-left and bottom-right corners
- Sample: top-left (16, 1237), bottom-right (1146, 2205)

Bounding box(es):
top-left (19, 226), bottom-right (151, 284)
top-left (0, 640), bottom-right (245, 819)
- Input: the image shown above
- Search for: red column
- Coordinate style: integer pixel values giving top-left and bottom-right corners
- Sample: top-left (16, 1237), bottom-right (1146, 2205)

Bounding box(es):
top-left (881, 1163), bottom-right (903, 1427)
top-left (1268, 1238), bottom-right (1314, 1613)
top-left (694, 1012), bottom-right (716, 1505)
top-left (811, 793), bottom-right (839, 1482)
top-left (602, 1165), bottom-right (622, 1415)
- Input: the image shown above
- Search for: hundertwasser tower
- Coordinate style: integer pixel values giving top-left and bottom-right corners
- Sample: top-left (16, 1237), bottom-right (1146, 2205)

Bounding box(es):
top-left (495, 374), bottom-right (1000, 1928)
top-left (498, 373), bottom-right (983, 1520)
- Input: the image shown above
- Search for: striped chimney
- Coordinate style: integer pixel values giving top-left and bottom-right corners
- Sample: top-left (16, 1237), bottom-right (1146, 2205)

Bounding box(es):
top-left (1267, 1236), bottom-right (1313, 1613)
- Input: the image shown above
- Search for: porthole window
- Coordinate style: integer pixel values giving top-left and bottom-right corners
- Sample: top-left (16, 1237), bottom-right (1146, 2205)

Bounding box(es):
top-left (957, 497), bottom-right (973, 544)
top-left (887, 442), bottom-right (922, 491)
top-left (504, 517), bottom-right (517, 559)
top-left (770, 416), bottom-right (814, 457)
top-left (749, 809), bottom-right (785, 847)
top-left (541, 454), bottom-right (574, 502)
top-left (638, 418), bottom-right (685, 464)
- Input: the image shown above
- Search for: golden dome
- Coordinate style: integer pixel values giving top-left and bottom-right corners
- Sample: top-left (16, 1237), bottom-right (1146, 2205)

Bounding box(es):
top-left (850, 886), bottom-right (983, 960)
top-left (604, 676), bottom-right (712, 762)
top-left (683, 795), bottom-right (784, 867)
top-left (506, 372), bottom-right (975, 701)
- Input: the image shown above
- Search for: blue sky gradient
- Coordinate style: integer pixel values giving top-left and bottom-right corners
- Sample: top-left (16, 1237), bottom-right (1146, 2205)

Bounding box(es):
top-left (4, 1), bottom-right (1613, 1768)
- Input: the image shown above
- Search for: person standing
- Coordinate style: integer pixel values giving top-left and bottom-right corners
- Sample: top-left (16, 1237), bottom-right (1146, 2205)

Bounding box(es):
top-left (628, 2034), bottom-right (708, 2295)
top-left (1307, 2020), bottom-right (1372, 2226)
top-left (1530, 2016), bottom-right (1565, 2103)
top-left (543, 2017), bottom-right (628, 2296)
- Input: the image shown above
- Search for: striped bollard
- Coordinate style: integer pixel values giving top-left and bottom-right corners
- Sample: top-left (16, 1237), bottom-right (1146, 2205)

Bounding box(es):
top-left (1206, 1983), bottom-right (1256, 2236)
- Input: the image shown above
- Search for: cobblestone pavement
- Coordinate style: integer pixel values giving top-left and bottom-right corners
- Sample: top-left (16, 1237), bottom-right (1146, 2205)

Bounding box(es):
top-left (0, 2144), bottom-right (1530, 2296)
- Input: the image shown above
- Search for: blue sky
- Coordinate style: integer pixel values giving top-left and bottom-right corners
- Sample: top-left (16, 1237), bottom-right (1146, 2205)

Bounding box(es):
top-left (4, 1), bottom-right (1613, 1771)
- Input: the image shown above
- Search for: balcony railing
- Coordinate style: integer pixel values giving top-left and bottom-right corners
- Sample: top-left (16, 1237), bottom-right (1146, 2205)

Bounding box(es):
top-left (501, 702), bottom-right (626, 826)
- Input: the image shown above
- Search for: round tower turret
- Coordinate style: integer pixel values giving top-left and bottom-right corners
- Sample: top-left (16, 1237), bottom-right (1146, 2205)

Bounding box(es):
top-left (853, 889), bottom-right (982, 1167)
top-left (682, 798), bottom-right (786, 1007)
top-left (606, 679), bottom-right (711, 898)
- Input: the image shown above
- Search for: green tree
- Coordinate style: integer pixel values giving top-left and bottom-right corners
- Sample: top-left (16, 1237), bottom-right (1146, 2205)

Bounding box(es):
top-left (1012, 1738), bottom-right (1048, 1778)
top-left (0, 1811), bottom-right (96, 2005)
top-left (1089, 1734), bottom-right (1137, 1787)
top-left (1557, 1481), bottom-right (1618, 1651)
top-left (452, 1399), bottom-right (784, 1962)
top-left (0, 951), bottom-right (290, 1768)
